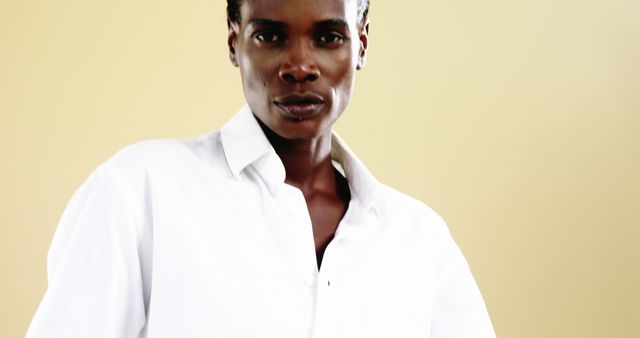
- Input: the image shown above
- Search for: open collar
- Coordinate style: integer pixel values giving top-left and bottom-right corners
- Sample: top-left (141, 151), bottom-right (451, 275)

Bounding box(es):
top-left (220, 104), bottom-right (381, 211)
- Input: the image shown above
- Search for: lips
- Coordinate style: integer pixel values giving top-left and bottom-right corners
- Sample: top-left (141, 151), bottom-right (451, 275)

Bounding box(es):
top-left (274, 93), bottom-right (325, 120)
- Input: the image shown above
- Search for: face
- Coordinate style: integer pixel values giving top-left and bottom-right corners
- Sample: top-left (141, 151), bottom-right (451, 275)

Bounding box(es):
top-left (228, 0), bottom-right (369, 140)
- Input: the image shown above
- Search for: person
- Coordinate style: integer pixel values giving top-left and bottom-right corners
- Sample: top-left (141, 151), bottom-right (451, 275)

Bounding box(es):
top-left (26, 0), bottom-right (496, 337)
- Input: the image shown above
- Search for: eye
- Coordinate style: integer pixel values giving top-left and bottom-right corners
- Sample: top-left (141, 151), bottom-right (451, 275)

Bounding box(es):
top-left (254, 31), bottom-right (282, 44)
top-left (316, 32), bottom-right (346, 46)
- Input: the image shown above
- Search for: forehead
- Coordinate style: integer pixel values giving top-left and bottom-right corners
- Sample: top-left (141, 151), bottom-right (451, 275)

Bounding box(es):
top-left (240, 0), bottom-right (359, 26)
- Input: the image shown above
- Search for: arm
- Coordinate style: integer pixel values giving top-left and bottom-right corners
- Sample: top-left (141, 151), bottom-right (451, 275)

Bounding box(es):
top-left (430, 240), bottom-right (496, 338)
top-left (26, 163), bottom-right (152, 338)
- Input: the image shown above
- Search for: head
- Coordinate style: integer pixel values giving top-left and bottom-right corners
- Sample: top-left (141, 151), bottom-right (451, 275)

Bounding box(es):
top-left (227, 0), bottom-right (370, 27)
top-left (227, 0), bottom-right (370, 140)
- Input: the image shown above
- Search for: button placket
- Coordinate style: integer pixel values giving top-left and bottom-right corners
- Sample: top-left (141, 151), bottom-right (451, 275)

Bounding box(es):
top-left (304, 273), bottom-right (317, 288)
top-left (311, 200), bottom-right (373, 338)
top-left (278, 183), bottom-right (322, 289)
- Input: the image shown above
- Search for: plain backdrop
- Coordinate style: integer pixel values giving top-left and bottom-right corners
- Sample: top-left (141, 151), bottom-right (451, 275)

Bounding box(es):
top-left (1, 1), bottom-right (639, 337)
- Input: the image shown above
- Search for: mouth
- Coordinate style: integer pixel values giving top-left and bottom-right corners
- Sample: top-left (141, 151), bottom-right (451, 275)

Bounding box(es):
top-left (273, 93), bottom-right (325, 120)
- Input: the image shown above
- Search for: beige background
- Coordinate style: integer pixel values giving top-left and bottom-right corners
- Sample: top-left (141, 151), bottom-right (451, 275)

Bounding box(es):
top-left (1, 0), bottom-right (639, 337)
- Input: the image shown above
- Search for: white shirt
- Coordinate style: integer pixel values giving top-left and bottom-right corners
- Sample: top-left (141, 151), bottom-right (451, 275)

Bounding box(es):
top-left (27, 105), bottom-right (496, 338)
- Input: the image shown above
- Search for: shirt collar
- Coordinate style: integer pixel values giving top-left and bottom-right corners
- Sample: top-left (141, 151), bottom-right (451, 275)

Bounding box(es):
top-left (220, 104), bottom-right (284, 182)
top-left (220, 104), bottom-right (380, 211)
top-left (330, 133), bottom-right (380, 212)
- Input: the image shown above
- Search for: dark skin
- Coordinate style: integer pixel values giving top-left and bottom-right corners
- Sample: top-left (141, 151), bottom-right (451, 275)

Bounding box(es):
top-left (228, 0), bottom-right (369, 268)
top-left (259, 122), bottom-right (352, 267)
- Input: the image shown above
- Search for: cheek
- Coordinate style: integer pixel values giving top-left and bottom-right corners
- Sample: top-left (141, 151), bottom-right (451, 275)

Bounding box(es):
top-left (321, 50), bottom-right (356, 92)
top-left (240, 58), bottom-right (260, 91)
top-left (320, 50), bottom-right (356, 102)
top-left (323, 49), bottom-right (355, 81)
top-left (239, 50), bottom-right (275, 91)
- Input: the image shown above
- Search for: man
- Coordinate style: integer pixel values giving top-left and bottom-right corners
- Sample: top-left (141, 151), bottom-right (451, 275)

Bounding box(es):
top-left (27, 0), bottom-right (496, 337)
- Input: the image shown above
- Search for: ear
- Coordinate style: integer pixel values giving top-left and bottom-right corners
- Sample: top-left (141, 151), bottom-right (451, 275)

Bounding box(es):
top-left (356, 18), bottom-right (370, 70)
top-left (227, 18), bottom-right (239, 67)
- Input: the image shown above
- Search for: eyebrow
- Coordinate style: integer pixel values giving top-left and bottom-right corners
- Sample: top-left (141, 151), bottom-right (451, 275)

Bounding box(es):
top-left (246, 18), bottom-right (350, 30)
top-left (247, 19), bottom-right (286, 29)
top-left (315, 19), bottom-right (349, 29)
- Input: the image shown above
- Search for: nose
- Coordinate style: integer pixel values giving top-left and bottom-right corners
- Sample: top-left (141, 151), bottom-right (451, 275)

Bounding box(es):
top-left (278, 41), bottom-right (320, 84)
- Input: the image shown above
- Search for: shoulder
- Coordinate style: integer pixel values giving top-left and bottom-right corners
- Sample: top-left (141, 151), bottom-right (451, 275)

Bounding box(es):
top-left (106, 132), bottom-right (223, 171)
top-left (85, 132), bottom-right (226, 199)
top-left (374, 183), bottom-right (453, 242)
top-left (366, 183), bottom-right (468, 289)
top-left (99, 132), bottom-right (222, 176)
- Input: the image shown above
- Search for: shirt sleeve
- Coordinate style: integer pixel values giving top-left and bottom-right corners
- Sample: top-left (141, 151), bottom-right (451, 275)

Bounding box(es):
top-left (26, 163), bottom-right (151, 338)
top-left (430, 240), bottom-right (496, 338)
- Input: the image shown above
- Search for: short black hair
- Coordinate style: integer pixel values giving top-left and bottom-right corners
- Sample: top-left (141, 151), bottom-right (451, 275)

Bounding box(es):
top-left (227, 0), bottom-right (370, 25)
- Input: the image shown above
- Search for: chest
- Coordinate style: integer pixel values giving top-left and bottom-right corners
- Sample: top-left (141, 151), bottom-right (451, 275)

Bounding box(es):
top-left (143, 176), bottom-right (441, 338)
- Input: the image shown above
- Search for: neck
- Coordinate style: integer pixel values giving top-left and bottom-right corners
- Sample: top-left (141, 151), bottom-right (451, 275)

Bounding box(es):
top-left (260, 125), bottom-right (335, 193)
